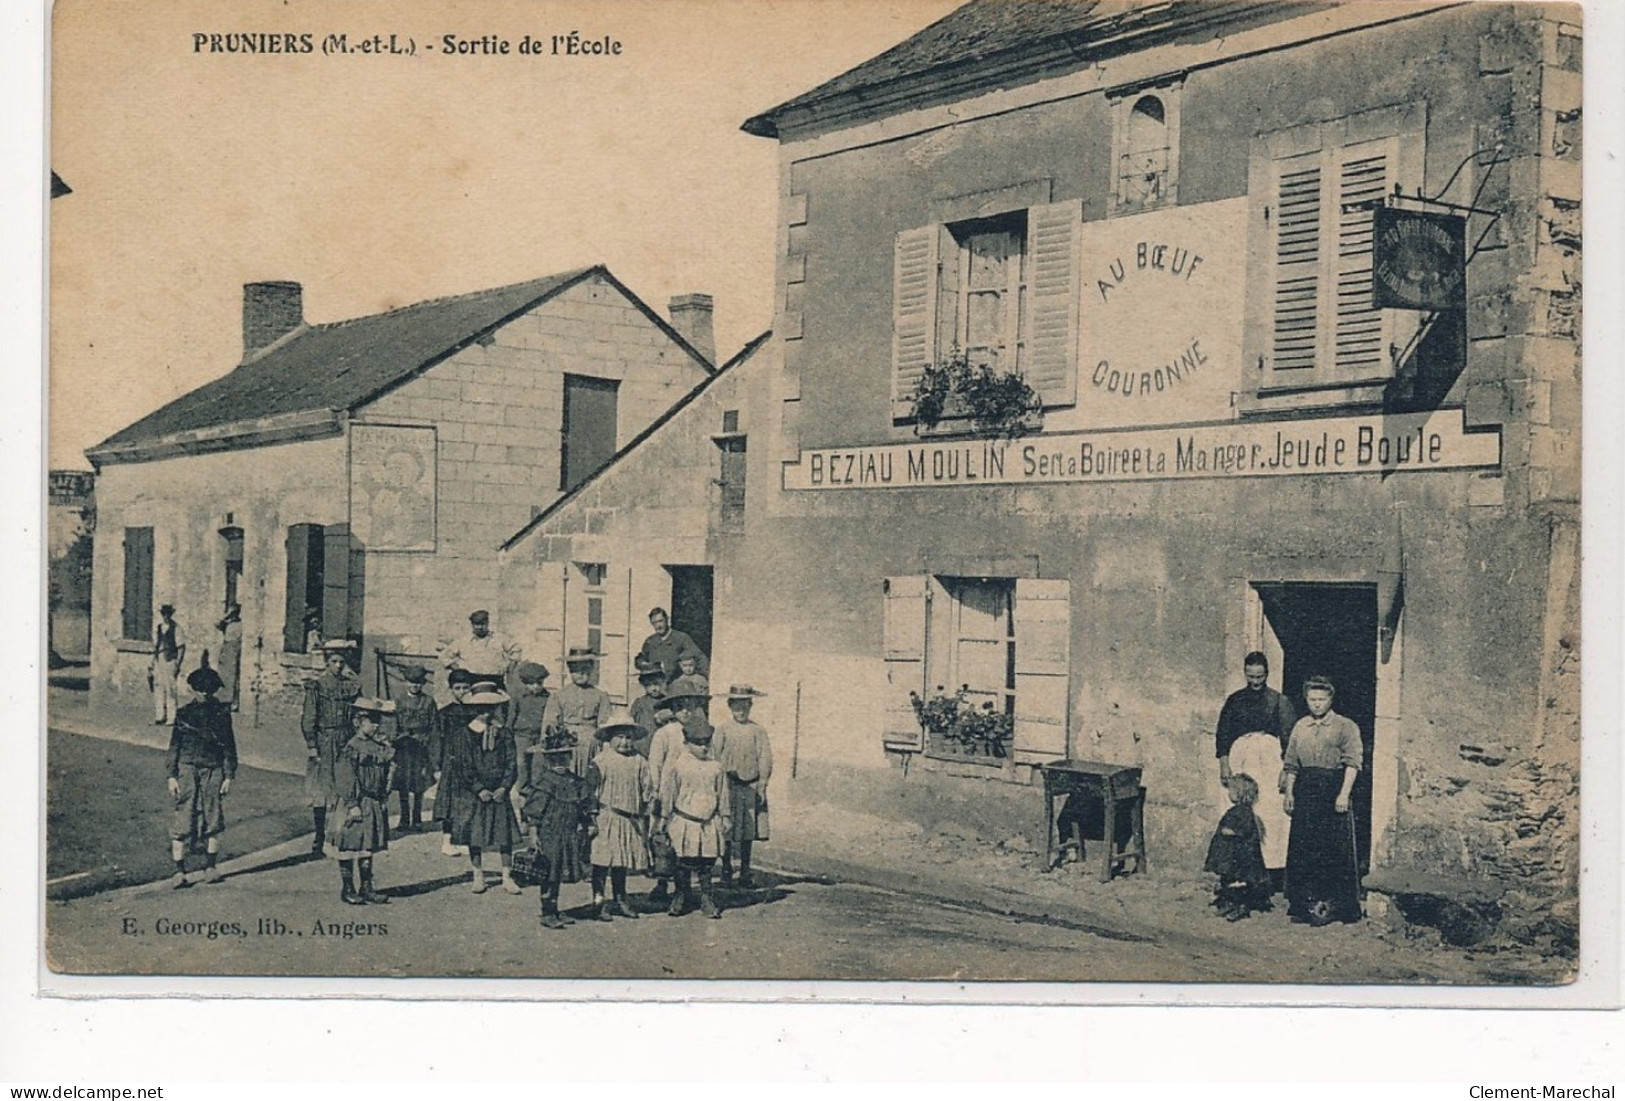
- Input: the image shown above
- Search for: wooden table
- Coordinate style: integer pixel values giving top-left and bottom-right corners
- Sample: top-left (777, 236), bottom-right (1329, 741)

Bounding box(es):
top-left (1039, 760), bottom-right (1147, 882)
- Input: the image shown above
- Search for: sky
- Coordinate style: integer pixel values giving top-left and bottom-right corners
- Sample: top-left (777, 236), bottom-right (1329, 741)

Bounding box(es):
top-left (48, 0), bottom-right (961, 470)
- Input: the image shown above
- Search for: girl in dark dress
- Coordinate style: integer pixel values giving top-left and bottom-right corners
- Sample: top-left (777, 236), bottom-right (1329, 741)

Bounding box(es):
top-left (434, 685), bottom-right (475, 857)
top-left (451, 682), bottom-right (524, 894)
top-left (522, 728), bottom-right (596, 929)
top-left (333, 698), bottom-right (397, 905)
top-left (1203, 772), bottom-right (1271, 921)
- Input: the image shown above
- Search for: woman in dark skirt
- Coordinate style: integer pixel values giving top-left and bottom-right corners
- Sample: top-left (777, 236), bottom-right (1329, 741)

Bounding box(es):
top-left (450, 682), bottom-right (524, 894)
top-left (1282, 675), bottom-right (1364, 925)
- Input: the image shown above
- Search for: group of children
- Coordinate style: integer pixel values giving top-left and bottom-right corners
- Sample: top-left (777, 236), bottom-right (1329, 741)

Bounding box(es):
top-left (292, 645), bottom-right (775, 928)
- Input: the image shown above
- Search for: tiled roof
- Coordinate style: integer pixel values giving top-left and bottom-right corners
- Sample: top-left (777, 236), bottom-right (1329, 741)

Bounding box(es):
top-left (89, 266), bottom-right (710, 460)
top-left (742, 0), bottom-right (1321, 138)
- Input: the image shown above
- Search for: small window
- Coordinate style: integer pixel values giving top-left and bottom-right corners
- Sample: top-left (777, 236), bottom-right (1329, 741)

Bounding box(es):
top-left (560, 374), bottom-right (620, 492)
top-left (717, 435), bottom-right (747, 526)
top-left (577, 562), bottom-right (607, 656)
top-left (721, 409), bottom-right (740, 433)
top-left (121, 526), bottom-right (154, 642)
top-left (1111, 81), bottom-right (1182, 212)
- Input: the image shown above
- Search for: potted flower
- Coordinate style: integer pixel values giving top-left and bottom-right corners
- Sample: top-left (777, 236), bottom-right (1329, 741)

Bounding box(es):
top-left (906, 349), bottom-right (1043, 440)
top-left (909, 684), bottom-right (1015, 759)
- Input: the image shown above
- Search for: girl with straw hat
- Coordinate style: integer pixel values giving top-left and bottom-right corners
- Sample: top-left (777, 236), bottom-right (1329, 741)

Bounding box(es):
top-left (588, 709), bottom-right (654, 920)
top-left (449, 682), bottom-right (524, 895)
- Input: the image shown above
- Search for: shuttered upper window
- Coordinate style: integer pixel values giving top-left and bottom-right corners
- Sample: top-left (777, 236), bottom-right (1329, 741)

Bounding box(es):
top-left (892, 199), bottom-right (1082, 420)
top-left (120, 526), bottom-right (154, 642)
top-left (1251, 106), bottom-right (1425, 407)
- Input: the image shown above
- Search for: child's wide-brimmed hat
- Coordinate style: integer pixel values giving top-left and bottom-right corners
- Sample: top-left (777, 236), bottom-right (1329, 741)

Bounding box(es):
top-left (320, 638), bottom-right (357, 653)
top-left (516, 661), bottom-right (550, 684)
top-left (722, 684), bottom-right (767, 701)
top-left (397, 664), bottom-right (431, 685)
top-left (682, 724), bottom-right (715, 746)
top-left (596, 707), bottom-right (643, 739)
top-left (634, 656), bottom-right (665, 683)
top-left (665, 674), bottom-right (710, 702)
top-left (464, 681), bottom-right (510, 706)
top-left (352, 697), bottom-right (398, 715)
top-left (159, 603), bottom-right (176, 616)
top-left (469, 609), bottom-right (490, 625)
top-left (565, 647), bottom-right (600, 666)
top-left (530, 727), bottom-right (577, 756)
top-left (186, 667), bottom-right (224, 695)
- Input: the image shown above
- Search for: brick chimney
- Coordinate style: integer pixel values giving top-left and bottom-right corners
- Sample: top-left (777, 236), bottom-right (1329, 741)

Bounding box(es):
top-left (667, 293), bottom-right (715, 366)
top-left (242, 281), bottom-right (304, 360)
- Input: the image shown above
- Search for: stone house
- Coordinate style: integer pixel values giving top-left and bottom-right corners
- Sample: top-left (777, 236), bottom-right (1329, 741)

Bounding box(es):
top-left (85, 267), bottom-right (715, 758)
top-left (506, 1), bottom-right (1581, 942)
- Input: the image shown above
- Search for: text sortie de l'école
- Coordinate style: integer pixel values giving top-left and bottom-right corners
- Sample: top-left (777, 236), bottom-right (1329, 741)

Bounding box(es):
top-left (189, 32), bottom-right (623, 56)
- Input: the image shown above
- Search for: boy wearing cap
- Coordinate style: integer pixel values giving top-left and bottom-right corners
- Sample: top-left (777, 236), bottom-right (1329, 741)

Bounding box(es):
top-left (557, 649), bottom-right (611, 780)
top-left (302, 641), bottom-right (361, 857)
top-left (388, 664), bottom-right (437, 832)
top-left (334, 698), bottom-right (398, 905)
top-left (150, 603), bottom-right (186, 724)
top-left (442, 609), bottom-right (520, 690)
top-left (589, 710), bottom-right (654, 920)
top-left (166, 666), bottom-right (237, 887)
top-left (450, 682), bottom-right (524, 894)
top-left (522, 729), bottom-right (596, 929)
top-left (714, 686), bottom-right (774, 889)
top-left (659, 708), bottom-right (731, 919)
top-left (628, 658), bottom-right (670, 759)
top-left (508, 662), bottom-right (561, 809)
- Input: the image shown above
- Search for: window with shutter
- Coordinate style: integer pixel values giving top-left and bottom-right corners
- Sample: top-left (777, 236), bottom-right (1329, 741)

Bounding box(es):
top-left (1256, 106), bottom-right (1422, 404)
top-left (121, 526), bottom-right (154, 642)
top-left (321, 523), bottom-right (354, 645)
top-left (283, 524), bottom-right (316, 652)
top-left (1024, 200), bottom-right (1083, 406)
top-left (1012, 578), bottom-right (1071, 763)
top-left (891, 226), bottom-right (939, 413)
top-left (881, 575), bottom-right (929, 753)
top-left (1332, 139), bottom-right (1395, 379)
top-left (1271, 152), bottom-right (1323, 374)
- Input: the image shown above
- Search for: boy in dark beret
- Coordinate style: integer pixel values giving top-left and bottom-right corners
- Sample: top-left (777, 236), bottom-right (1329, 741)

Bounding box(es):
top-left (166, 666), bottom-right (238, 887)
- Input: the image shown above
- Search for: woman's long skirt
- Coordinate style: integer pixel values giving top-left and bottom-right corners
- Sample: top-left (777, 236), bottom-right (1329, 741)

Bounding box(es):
top-left (1284, 767), bottom-right (1362, 924)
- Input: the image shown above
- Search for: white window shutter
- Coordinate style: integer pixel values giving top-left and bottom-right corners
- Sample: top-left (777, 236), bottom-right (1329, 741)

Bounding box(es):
top-left (1012, 578), bottom-right (1070, 763)
top-left (882, 575), bottom-right (929, 752)
top-left (601, 563), bottom-right (633, 705)
top-left (531, 560), bottom-right (568, 672)
top-left (1024, 200), bottom-right (1083, 406)
top-left (892, 226), bottom-right (940, 413)
top-left (1332, 138), bottom-right (1394, 378)
top-left (1271, 150), bottom-right (1323, 374)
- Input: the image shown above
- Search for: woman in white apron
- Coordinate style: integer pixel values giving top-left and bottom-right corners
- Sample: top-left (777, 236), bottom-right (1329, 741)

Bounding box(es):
top-left (1228, 731), bottom-right (1291, 887)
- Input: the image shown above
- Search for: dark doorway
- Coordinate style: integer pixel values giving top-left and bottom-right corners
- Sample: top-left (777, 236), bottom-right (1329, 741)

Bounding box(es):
top-left (560, 374), bottom-right (620, 492)
top-left (1254, 582), bottom-right (1378, 873)
top-left (666, 565), bottom-right (714, 664)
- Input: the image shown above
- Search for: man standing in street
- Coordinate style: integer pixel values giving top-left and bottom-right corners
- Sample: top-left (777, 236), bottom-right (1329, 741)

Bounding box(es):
top-left (150, 603), bottom-right (186, 725)
top-left (1215, 651), bottom-right (1298, 891)
top-left (441, 609), bottom-right (520, 691)
top-left (302, 640), bottom-right (362, 857)
top-left (636, 607), bottom-right (708, 684)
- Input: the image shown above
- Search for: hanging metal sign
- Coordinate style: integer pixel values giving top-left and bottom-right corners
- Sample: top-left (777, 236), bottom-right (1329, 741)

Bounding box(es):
top-left (1372, 206), bottom-right (1467, 310)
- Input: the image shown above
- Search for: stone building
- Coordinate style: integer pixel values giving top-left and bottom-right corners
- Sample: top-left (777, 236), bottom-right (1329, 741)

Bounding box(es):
top-left (86, 267), bottom-right (715, 757)
top-left (498, 333), bottom-right (772, 705)
top-left (509, 1), bottom-right (1581, 940)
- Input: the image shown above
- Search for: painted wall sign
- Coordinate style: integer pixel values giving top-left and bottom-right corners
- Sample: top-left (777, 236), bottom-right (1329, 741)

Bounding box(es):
top-left (1060, 197), bottom-right (1247, 432)
top-left (350, 422), bottom-right (438, 551)
top-left (783, 409), bottom-right (1500, 491)
top-left (1372, 206), bottom-right (1467, 310)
